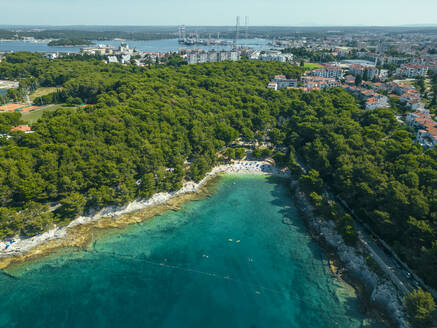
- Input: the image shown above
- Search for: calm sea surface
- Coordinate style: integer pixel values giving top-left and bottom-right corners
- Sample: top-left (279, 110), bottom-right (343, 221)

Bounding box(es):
top-left (0, 175), bottom-right (386, 328)
top-left (0, 38), bottom-right (271, 53)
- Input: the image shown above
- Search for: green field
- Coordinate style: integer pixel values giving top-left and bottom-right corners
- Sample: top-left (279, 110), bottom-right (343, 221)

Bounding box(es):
top-left (303, 63), bottom-right (323, 70)
top-left (29, 87), bottom-right (60, 102)
top-left (393, 79), bottom-right (415, 85)
top-left (20, 104), bottom-right (63, 123)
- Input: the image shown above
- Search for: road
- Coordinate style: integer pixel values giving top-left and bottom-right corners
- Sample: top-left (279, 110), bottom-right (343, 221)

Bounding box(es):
top-left (332, 193), bottom-right (415, 296)
top-left (294, 156), bottom-right (421, 297)
top-left (354, 221), bottom-right (412, 296)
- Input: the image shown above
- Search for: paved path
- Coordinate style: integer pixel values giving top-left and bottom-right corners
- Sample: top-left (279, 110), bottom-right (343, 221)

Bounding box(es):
top-left (355, 223), bottom-right (411, 296)
top-left (294, 157), bottom-right (414, 295)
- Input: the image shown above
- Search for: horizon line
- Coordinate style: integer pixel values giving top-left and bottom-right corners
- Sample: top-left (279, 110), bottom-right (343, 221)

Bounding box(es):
top-left (1, 24), bottom-right (437, 28)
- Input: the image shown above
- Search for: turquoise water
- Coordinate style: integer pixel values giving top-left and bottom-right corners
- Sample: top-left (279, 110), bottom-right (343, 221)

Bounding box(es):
top-left (0, 175), bottom-right (385, 328)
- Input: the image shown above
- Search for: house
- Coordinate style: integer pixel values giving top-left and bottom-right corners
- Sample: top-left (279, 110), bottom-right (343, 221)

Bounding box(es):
top-left (417, 129), bottom-right (437, 149)
top-left (406, 110), bottom-right (437, 148)
top-left (399, 86), bottom-right (424, 109)
top-left (407, 100), bottom-right (426, 110)
top-left (344, 75), bottom-right (356, 85)
top-left (365, 96), bottom-right (390, 110)
top-left (10, 125), bottom-right (33, 133)
top-left (372, 82), bottom-right (388, 92)
top-left (267, 82), bottom-right (278, 91)
top-left (393, 83), bottom-right (419, 97)
top-left (343, 85), bottom-right (390, 110)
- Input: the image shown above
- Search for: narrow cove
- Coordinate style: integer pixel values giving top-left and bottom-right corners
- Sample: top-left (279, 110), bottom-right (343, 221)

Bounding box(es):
top-left (0, 175), bottom-right (387, 327)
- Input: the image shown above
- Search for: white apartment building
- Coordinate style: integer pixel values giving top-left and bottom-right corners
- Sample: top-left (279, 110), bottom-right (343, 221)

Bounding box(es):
top-left (309, 66), bottom-right (343, 79)
top-left (396, 63), bottom-right (428, 78)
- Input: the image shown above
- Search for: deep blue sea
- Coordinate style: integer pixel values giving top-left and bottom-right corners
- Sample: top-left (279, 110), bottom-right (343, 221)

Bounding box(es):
top-left (0, 175), bottom-right (385, 328)
top-left (0, 38), bottom-right (270, 53)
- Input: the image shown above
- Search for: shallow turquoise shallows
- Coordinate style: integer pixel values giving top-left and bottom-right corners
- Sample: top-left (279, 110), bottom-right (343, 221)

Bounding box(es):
top-left (0, 175), bottom-right (385, 328)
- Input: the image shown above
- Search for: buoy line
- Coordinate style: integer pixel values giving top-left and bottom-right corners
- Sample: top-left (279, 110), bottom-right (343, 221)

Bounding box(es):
top-left (87, 249), bottom-right (358, 322)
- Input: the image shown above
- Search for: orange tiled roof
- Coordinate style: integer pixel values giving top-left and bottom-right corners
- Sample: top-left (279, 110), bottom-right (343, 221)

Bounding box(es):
top-left (10, 125), bottom-right (31, 132)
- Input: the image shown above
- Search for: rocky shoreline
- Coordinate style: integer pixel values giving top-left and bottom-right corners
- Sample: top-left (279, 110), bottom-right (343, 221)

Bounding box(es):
top-left (290, 180), bottom-right (408, 328)
top-left (0, 160), bottom-right (409, 327)
top-left (0, 161), bottom-right (288, 268)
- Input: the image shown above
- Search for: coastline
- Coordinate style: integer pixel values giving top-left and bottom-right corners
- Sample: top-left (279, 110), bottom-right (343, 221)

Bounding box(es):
top-left (0, 160), bottom-right (289, 269)
top-left (290, 180), bottom-right (408, 328)
top-left (0, 158), bottom-right (408, 327)
top-left (0, 159), bottom-right (408, 326)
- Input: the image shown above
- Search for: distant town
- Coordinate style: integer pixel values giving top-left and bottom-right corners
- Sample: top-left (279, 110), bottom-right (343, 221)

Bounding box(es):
top-left (0, 24), bottom-right (437, 148)
top-left (1, 19), bottom-right (437, 328)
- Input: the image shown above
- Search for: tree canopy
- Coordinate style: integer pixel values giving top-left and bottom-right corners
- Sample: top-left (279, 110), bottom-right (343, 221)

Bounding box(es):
top-left (0, 53), bottom-right (436, 293)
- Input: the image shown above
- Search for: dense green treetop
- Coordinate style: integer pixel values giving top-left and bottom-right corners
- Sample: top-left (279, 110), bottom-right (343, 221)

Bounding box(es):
top-left (48, 39), bottom-right (94, 47)
top-left (0, 53), bottom-right (436, 293)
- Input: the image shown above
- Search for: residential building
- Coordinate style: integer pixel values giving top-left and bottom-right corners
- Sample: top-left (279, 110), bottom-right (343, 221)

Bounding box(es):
top-left (229, 51), bottom-right (240, 61)
top-left (301, 76), bottom-right (340, 89)
top-left (219, 51), bottom-right (229, 61)
top-left (185, 50), bottom-right (241, 65)
top-left (309, 65), bottom-right (343, 79)
top-left (349, 64), bottom-right (379, 80)
top-left (406, 110), bottom-right (437, 148)
top-left (121, 54), bottom-right (131, 64)
top-left (344, 75), bottom-right (356, 85)
top-left (187, 53), bottom-right (198, 65)
top-left (45, 53), bottom-right (58, 60)
top-left (107, 56), bottom-right (118, 64)
top-left (10, 125), bottom-right (33, 133)
top-left (256, 51), bottom-right (293, 63)
top-left (267, 75), bottom-right (298, 90)
top-left (395, 63), bottom-right (428, 78)
top-left (207, 51), bottom-right (218, 63)
top-left (267, 82), bottom-right (278, 90)
top-left (365, 96), bottom-right (390, 110)
top-left (198, 53), bottom-right (208, 63)
top-left (343, 85), bottom-right (390, 110)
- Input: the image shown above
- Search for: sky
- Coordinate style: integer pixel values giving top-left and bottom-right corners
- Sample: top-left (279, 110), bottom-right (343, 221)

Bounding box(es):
top-left (2, 0), bottom-right (437, 26)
